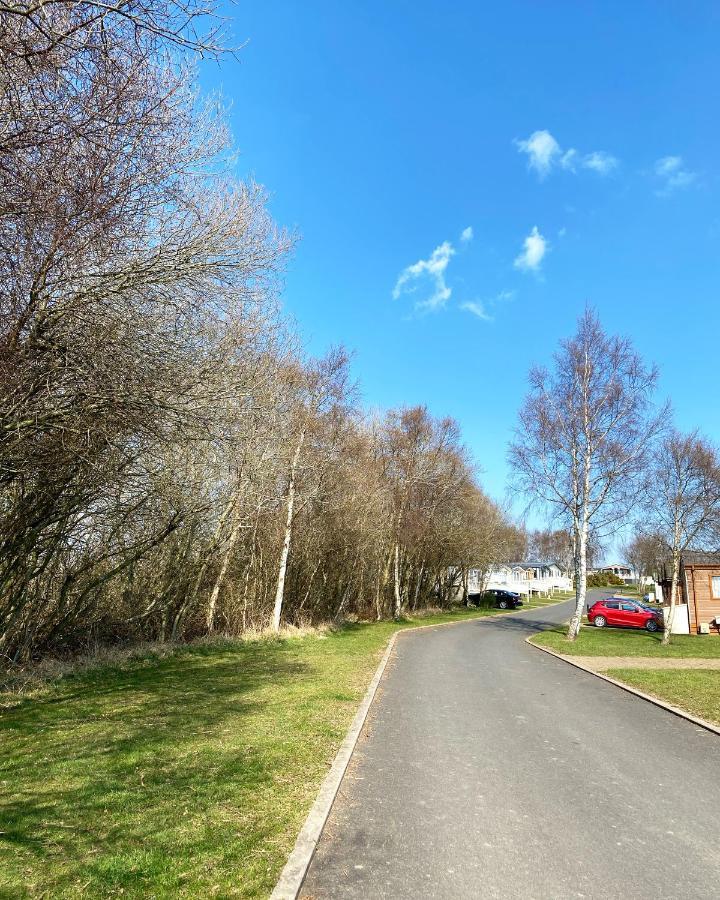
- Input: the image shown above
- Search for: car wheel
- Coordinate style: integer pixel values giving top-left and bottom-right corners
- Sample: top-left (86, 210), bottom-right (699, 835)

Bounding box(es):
top-left (594, 615), bottom-right (606, 628)
top-left (498, 600), bottom-right (508, 609)
top-left (645, 619), bottom-right (659, 632)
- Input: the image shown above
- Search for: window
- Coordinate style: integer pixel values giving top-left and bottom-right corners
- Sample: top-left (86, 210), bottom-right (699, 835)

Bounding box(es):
top-left (712, 576), bottom-right (720, 599)
top-left (605, 601), bottom-right (620, 609)
top-left (621, 603), bottom-right (637, 612)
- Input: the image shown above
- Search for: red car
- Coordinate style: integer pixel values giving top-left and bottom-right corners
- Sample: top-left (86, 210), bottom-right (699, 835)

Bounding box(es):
top-left (588, 597), bottom-right (663, 632)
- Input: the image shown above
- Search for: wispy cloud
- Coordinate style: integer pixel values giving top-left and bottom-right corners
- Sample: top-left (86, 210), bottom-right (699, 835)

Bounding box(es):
top-left (392, 241), bottom-right (456, 312)
top-left (514, 226), bottom-right (548, 272)
top-left (461, 301), bottom-right (491, 320)
top-left (515, 129), bottom-right (618, 179)
top-left (460, 226), bottom-right (473, 243)
top-left (654, 155), bottom-right (696, 194)
top-left (582, 151), bottom-right (619, 175)
top-left (460, 291), bottom-right (515, 323)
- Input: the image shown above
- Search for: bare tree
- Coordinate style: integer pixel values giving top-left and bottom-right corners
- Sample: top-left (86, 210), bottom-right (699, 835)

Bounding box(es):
top-left (528, 525), bottom-right (603, 572)
top-left (620, 531), bottom-right (668, 585)
top-left (0, 0), bottom-right (290, 659)
top-left (0, 0), bottom-right (530, 663)
top-left (270, 349), bottom-right (352, 632)
top-left (509, 309), bottom-right (662, 640)
top-left (644, 430), bottom-right (720, 643)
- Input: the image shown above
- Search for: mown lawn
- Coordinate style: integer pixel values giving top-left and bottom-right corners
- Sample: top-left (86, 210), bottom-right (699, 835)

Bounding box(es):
top-left (531, 625), bottom-right (720, 658)
top-left (1, 605), bottom-right (509, 899)
top-left (523, 590), bottom-right (574, 610)
top-left (605, 668), bottom-right (720, 726)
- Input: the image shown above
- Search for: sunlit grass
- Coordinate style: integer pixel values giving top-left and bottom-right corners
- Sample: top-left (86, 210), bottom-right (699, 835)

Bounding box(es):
top-left (531, 626), bottom-right (720, 658)
top-left (605, 668), bottom-right (720, 726)
top-left (0, 606), bottom-right (502, 898)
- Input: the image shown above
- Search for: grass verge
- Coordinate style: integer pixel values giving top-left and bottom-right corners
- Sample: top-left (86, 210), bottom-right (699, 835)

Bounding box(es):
top-left (531, 625), bottom-right (720, 658)
top-left (1, 605), bottom-right (509, 899)
top-left (605, 668), bottom-right (720, 726)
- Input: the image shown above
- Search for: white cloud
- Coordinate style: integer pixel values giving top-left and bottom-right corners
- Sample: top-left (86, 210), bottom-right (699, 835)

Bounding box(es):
top-left (582, 151), bottom-right (618, 175)
top-left (656, 155), bottom-right (682, 177)
top-left (560, 148), bottom-right (578, 171)
top-left (460, 291), bottom-right (515, 322)
top-left (514, 226), bottom-right (548, 272)
top-left (654, 155), bottom-right (696, 193)
top-left (460, 301), bottom-right (492, 320)
top-left (460, 226), bottom-right (473, 243)
top-left (515, 129), bottom-right (618, 179)
top-left (392, 240), bottom-right (455, 311)
top-left (515, 130), bottom-right (561, 179)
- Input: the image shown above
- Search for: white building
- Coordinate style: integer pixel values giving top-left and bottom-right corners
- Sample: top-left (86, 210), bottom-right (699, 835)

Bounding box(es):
top-left (596, 563), bottom-right (652, 586)
top-left (598, 563), bottom-right (634, 583)
top-left (467, 561), bottom-right (572, 597)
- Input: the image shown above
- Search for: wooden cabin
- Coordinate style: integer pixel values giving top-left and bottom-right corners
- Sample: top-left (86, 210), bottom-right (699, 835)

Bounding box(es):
top-left (679, 552), bottom-right (720, 635)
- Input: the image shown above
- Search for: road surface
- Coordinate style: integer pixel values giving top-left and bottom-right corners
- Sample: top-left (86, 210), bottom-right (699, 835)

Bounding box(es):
top-left (300, 592), bottom-right (720, 899)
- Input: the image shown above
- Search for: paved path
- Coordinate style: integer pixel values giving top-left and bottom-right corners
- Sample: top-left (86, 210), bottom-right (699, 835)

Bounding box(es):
top-left (301, 592), bottom-right (720, 899)
top-left (556, 655), bottom-right (720, 670)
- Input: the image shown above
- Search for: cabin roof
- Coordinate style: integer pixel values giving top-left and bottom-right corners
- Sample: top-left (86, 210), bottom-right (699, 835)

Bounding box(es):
top-left (682, 551), bottom-right (720, 567)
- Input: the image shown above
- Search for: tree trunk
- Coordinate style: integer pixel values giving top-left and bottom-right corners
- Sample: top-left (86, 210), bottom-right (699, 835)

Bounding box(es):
top-left (240, 515), bottom-right (259, 632)
top-left (297, 559), bottom-right (321, 613)
top-left (567, 513), bottom-right (588, 640)
top-left (271, 428), bottom-right (305, 632)
top-left (206, 510), bottom-right (243, 633)
top-left (662, 543), bottom-right (681, 646)
top-left (393, 540), bottom-right (402, 619)
top-left (411, 561), bottom-right (425, 610)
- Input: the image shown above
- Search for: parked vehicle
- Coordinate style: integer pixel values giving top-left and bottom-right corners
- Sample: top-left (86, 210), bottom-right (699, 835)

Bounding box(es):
top-left (478, 589), bottom-right (524, 610)
top-left (588, 597), bottom-right (664, 632)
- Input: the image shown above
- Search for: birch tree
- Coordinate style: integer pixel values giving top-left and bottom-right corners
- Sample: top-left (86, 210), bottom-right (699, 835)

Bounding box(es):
top-left (645, 430), bottom-right (720, 643)
top-left (509, 309), bottom-right (661, 640)
top-left (271, 350), bottom-right (352, 632)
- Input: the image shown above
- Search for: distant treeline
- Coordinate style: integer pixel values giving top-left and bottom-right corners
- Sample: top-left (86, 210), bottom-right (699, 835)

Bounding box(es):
top-left (0, 2), bottom-right (522, 662)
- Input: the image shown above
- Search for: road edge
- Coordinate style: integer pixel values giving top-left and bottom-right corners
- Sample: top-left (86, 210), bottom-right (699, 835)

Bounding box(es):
top-left (270, 607), bottom-right (542, 900)
top-left (526, 636), bottom-right (720, 737)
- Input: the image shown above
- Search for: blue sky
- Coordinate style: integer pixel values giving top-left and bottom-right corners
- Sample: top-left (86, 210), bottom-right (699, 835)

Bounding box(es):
top-left (200, 2), bottom-right (720, 523)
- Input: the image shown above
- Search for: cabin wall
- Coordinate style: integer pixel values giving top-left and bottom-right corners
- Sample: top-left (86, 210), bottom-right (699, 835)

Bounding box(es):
top-left (685, 565), bottom-right (720, 634)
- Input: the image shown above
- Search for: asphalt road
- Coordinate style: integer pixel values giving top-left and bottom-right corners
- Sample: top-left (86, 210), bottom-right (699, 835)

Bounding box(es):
top-left (300, 592), bottom-right (720, 899)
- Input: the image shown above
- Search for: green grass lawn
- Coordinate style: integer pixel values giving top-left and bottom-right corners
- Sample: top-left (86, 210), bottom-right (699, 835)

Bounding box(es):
top-left (605, 669), bottom-right (720, 726)
top-left (522, 592), bottom-right (573, 610)
top-left (531, 625), bottom-right (720, 658)
top-left (1, 605), bottom-right (512, 899)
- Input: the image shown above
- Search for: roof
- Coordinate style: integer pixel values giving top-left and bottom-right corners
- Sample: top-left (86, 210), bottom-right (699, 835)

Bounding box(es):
top-left (508, 560), bottom-right (566, 570)
top-left (682, 551), bottom-right (720, 567)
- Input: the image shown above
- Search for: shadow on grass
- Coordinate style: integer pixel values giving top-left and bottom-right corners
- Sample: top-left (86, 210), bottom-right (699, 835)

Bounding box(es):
top-left (0, 640), bottom-right (313, 896)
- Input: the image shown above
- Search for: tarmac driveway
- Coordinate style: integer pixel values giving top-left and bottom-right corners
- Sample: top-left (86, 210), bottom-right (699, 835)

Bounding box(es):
top-left (300, 594), bottom-right (720, 899)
